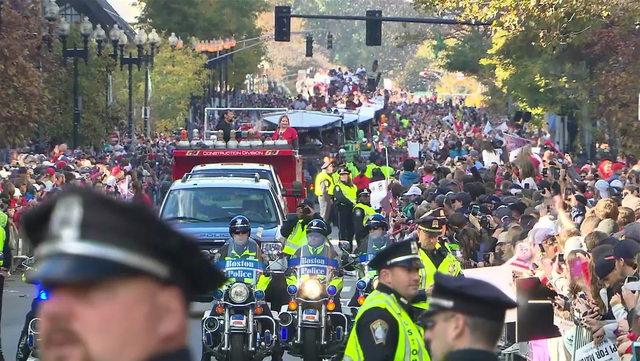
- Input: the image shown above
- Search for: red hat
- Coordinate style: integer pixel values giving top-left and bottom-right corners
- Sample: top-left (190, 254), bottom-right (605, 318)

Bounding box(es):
top-left (111, 167), bottom-right (121, 176)
top-left (148, 153), bottom-right (156, 160)
top-left (46, 167), bottom-right (56, 176)
top-left (612, 163), bottom-right (625, 171)
top-left (56, 161), bottom-right (67, 169)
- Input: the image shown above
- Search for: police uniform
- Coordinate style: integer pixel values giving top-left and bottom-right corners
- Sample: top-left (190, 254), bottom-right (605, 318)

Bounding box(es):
top-left (22, 187), bottom-right (226, 361)
top-left (353, 188), bottom-right (376, 247)
top-left (422, 273), bottom-right (518, 361)
top-left (413, 216), bottom-right (462, 310)
top-left (334, 169), bottom-right (357, 248)
top-left (315, 161), bottom-right (335, 223)
top-left (344, 241), bottom-right (429, 361)
top-left (0, 209), bottom-right (11, 361)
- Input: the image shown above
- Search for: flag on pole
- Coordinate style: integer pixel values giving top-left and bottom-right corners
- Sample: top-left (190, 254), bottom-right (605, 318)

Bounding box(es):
top-left (108, 73), bottom-right (113, 105)
top-left (147, 70), bottom-right (152, 99)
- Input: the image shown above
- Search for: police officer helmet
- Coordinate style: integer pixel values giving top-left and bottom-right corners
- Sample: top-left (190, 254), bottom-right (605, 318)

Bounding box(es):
top-left (306, 219), bottom-right (329, 237)
top-left (229, 215), bottom-right (251, 235)
top-left (365, 214), bottom-right (389, 231)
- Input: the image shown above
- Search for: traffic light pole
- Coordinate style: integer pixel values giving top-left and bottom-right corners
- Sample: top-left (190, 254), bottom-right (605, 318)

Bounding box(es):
top-left (285, 13), bottom-right (491, 26)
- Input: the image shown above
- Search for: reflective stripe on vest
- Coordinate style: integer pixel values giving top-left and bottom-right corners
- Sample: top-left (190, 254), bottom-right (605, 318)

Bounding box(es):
top-left (283, 220), bottom-right (306, 256)
top-left (415, 244), bottom-right (461, 309)
top-left (315, 172), bottom-right (334, 196)
top-left (343, 290), bottom-right (429, 361)
top-left (353, 203), bottom-right (376, 226)
top-left (337, 183), bottom-right (357, 203)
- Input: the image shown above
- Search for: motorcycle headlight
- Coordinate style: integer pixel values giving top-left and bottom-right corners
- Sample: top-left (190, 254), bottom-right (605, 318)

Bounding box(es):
top-left (301, 279), bottom-right (323, 300)
top-left (372, 277), bottom-right (379, 290)
top-left (229, 283), bottom-right (250, 303)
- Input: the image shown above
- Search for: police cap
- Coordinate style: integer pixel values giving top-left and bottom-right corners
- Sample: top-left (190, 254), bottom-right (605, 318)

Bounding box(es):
top-left (424, 273), bottom-right (518, 323)
top-left (416, 216), bottom-right (446, 236)
top-left (357, 188), bottom-right (371, 198)
top-left (22, 187), bottom-right (226, 298)
top-left (339, 168), bottom-right (350, 175)
top-left (368, 240), bottom-right (423, 271)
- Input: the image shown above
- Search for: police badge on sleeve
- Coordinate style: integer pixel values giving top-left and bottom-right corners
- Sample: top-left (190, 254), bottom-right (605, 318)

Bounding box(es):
top-left (370, 319), bottom-right (389, 344)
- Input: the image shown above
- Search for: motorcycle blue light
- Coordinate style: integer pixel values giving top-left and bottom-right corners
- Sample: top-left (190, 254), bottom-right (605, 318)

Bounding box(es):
top-left (254, 290), bottom-right (265, 300)
top-left (336, 326), bottom-right (343, 341)
top-left (265, 330), bottom-right (271, 346)
top-left (356, 280), bottom-right (367, 290)
top-left (213, 289), bottom-right (223, 299)
top-left (28, 335), bottom-right (34, 348)
top-left (287, 285), bottom-right (297, 295)
top-left (39, 290), bottom-right (49, 300)
top-left (281, 327), bottom-right (287, 341)
top-left (327, 285), bottom-right (337, 296)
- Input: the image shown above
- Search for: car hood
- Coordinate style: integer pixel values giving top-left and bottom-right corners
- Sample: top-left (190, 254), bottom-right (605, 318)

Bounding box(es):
top-left (167, 222), bottom-right (280, 247)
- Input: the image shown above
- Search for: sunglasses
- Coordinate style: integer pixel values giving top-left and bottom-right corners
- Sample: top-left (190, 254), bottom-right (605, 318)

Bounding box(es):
top-left (233, 230), bottom-right (249, 235)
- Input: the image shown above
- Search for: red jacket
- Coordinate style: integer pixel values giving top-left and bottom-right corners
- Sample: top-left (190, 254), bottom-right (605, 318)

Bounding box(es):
top-left (352, 174), bottom-right (371, 190)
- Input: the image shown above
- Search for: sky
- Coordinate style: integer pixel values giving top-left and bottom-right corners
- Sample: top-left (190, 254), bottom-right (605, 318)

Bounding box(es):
top-left (106, 0), bottom-right (141, 23)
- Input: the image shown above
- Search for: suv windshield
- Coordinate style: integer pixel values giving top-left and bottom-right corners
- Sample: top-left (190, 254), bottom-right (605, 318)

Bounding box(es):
top-left (190, 169), bottom-right (282, 194)
top-left (161, 187), bottom-right (279, 227)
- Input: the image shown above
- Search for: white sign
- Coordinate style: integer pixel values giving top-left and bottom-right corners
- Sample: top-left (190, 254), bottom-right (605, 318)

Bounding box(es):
top-left (407, 142), bottom-right (420, 159)
top-left (369, 180), bottom-right (387, 211)
top-left (574, 339), bottom-right (620, 361)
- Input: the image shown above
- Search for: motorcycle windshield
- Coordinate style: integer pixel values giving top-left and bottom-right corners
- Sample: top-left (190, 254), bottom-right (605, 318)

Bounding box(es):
top-left (359, 235), bottom-right (393, 264)
top-left (217, 239), bottom-right (265, 286)
top-left (289, 241), bottom-right (339, 300)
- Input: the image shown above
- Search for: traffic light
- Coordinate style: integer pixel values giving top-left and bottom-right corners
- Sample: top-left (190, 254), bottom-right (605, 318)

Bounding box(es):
top-left (327, 32), bottom-right (333, 49)
top-left (366, 10), bottom-right (382, 46)
top-left (275, 6), bottom-right (291, 42)
top-left (306, 35), bottom-right (313, 57)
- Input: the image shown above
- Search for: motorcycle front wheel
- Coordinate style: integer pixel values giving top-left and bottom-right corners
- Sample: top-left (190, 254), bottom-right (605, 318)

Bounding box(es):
top-left (301, 328), bottom-right (320, 361)
top-left (230, 333), bottom-right (246, 361)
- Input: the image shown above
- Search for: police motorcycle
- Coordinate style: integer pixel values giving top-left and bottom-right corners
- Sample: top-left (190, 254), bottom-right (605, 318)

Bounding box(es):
top-left (201, 216), bottom-right (278, 361)
top-left (341, 214), bottom-right (393, 316)
top-left (14, 256), bottom-right (47, 361)
top-left (278, 220), bottom-right (349, 361)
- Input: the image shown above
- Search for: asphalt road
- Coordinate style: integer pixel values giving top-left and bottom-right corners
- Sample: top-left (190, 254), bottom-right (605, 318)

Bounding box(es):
top-left (1, 238), bottom-right (357, 361)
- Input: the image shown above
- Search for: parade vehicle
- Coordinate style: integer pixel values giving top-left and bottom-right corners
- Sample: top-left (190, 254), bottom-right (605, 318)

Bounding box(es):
top-left (337, 103), bottom-right (384, 162)
top-left (159, 177), bottom-right (286, 302)
top-left (201, 244), bottom-right (278, 361)
top-left (173, 107), bottom-right (305, 214)
top-left (277, 244), bottom-right (349, 361)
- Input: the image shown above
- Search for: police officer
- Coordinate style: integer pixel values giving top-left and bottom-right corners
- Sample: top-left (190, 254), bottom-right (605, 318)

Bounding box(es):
top-left (422, 273), bottom-right (518, 361)
top-left (353, 188), bottom-right (376, 248)
top-left (286, 219), bottom-right (344, 303)
top-left (314, 160), bottom-right (335, 223)
top-left (16, 259), bottom-right (45, 361)
top-left (334, 168), bottom-right (357, 250)
top-left (348, 214), bottom-right (393, 307)
top-left (21, 187), bottom-right (226, 361)
top-left (0, 207), bottom-right (11, 361)
top-left (214, 216), bottom-right (270, 292)
top-left (343, 241), bottom-right (428, 361)
top-left (413, 213), bottom-right (462, 311)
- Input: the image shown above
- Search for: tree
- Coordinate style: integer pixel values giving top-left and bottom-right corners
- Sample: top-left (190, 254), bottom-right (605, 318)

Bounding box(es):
top-left (138, 0), bottom-right (268, 89)
top-left (0, 1), bottom-right (49, 146)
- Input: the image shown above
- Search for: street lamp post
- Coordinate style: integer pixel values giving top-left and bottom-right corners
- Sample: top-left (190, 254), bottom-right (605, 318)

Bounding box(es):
top-left (58, 16), bottom-right (94, 150)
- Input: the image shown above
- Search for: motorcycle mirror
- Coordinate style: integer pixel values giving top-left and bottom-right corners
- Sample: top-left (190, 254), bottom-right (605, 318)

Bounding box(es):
top-left (338, 241), bottom-right (351, 252)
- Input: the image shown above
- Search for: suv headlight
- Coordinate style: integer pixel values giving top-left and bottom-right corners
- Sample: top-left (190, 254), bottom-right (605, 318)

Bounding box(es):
top-left (229, 283), bottom-right (250, 303)
top-left (301, 279), bottom-right (323, 300)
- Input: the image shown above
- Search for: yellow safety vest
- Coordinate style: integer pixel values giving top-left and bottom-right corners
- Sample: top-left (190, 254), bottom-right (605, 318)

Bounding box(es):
top-left (332, 172), bottom-right (340, 184)
top-left (0, 227), bottom-right (5, 266)
top-left (0, 211), bottom-right (7, 229)
top-left (285, 244), bottom-right (344, 291)
top-left (315, 172), bottom-right (334, 196)
top-left (344, 290), bottom-right (429, 361)
top-left (414, 244), bottom-right (462, 310)
top-left (353, 203), bottom-right (376, 226)
top-left (283, 220), bottom-right (307, 256)
top-left (223, 248), bottom-right (270, 291)
top-left (379, 166), bottom-right (394, 179)
top-left (364, 164), bottom-right (378, 178)
top-left (337, 182), bottom-right (357, 204)
top-left (347, 162), bottom-right (359, 176)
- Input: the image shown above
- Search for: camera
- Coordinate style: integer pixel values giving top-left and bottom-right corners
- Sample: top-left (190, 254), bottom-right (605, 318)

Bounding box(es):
top-left (303, 207), bottom-right (312, 215)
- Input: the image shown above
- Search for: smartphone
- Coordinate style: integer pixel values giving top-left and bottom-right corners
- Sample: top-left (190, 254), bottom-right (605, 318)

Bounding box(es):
top-left (524, 183), bottom-right (530, 189)
top-left (471, 205), bottom-right (480, 216)
top-left (542, 167), bottom-right (548, 177)
top-left (557, 253), bottom-right (565, 264)
top-left (633, 342), bottom-right (640, 361)
top-left (551, 167), bottom-right (560, 180)
top-left (564, 188), bottom-right (571, 197)
top-left (627, 276), bottom-right (639, 283)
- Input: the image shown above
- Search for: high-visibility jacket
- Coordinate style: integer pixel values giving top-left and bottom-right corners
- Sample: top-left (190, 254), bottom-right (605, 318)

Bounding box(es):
top-left (364, 164), bottom-right (378, 178)
top-left (353, 203), bottom-right (376, 225)
top-left (337, 182), bottom-right (357, 204)
top-left (0, 211), bottom-right (7, 229)
top-left (286, 243), bottom-right (343, 292)
top-left (379, 166), bottom-right (394, 179)
top-left (344, 290), bottom-right (429, 361)
top-left (283, 220), bottom-right (307, 256)
top-left (414, 244), bottom-right (462, 310)
top-left (315, 172), bottom-right (334, 196)
top-left (221, 242), bottom-right (270, 291)
top-left (0, 227), bottom-right (5, 266)
top-left (346, 162), bottom-right (359, 176)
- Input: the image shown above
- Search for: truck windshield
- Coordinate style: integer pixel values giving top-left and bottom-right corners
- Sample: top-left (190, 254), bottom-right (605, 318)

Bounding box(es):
top-left (161, 187), bottom-right (279, 227)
